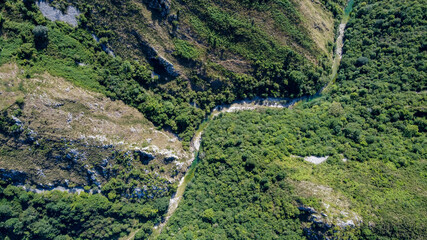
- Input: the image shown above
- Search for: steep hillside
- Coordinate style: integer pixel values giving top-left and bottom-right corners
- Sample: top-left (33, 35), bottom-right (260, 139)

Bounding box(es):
top-left (0, 0), bottom-right (345, 141)
top-left (0, 63), bottom-right (189, 186)
top-left (1, 0), bottom-right (425, 239)
top-left (0, 63), bottom-right (192, 239)
top-left (68, 0), bottom-right (344, 76)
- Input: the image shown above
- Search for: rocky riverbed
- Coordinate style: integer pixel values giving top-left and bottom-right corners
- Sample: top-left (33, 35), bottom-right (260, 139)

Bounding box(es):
top-left (152, 1), bottom-right (353, 237)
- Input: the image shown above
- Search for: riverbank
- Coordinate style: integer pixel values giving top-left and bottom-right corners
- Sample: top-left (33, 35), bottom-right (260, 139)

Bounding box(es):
top-left (149, 1), bottom-right (354, 237)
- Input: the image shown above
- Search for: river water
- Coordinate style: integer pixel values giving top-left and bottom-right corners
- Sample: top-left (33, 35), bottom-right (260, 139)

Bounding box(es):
top-left (152, 1), bottom-right (354, 237)
top-left (34, 0), bottom-right (354, 237)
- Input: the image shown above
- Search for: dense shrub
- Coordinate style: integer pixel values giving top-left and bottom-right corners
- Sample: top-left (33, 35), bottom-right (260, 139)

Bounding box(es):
top-left (160, 0), bottom-right (426, 239)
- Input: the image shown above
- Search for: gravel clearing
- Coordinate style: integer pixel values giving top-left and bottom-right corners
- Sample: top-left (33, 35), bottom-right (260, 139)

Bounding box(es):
top-left (304, 156), bottom-right (329, 164)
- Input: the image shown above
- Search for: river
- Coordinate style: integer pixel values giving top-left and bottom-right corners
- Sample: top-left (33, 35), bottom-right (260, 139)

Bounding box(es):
top-left (150, 1), bottom-right (354, 238)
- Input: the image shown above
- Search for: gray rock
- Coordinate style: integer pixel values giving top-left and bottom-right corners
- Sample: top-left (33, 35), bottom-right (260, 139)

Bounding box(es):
top-left (156, 55), bottom-right (180, 77)
top-left (132, 188), bottom-right (145, 198)
top-left (168, 14), bottom-right (178, 23)
top-left (131, 30), bottom-right (180, 78)
top-left (11, 116), bottom-right (24, 133)
top-left (101, 158), bottom-right (109, 167)
top-left (36, 1), bottom-right (80, 27)
top-left (65, 149), bottom-right (80, 162)
top-left (36, 169), bottom-right (46, 178)
top-left (11, 116), bottom-right (23, 126)
top-left (91, 33), bottom-right (115, 57)
top-left (337, 219), bottom-right (356, 228)
top-left (103, 144), bottom-right (113, 149)
top-left (26, 129), bottom-right (38, 143)
top-left (298, 206), bottom-right (317, 214)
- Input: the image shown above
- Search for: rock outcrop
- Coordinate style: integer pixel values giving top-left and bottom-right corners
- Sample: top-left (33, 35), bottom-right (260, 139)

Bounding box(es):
top-left (298, 204), bottom-right (362, 240)
top-left (131, 30), bottom-right (180, 77)
top-left (156, 55), bottom-right (180, 77)
top-left (36, 1), bottom-right (80, 27)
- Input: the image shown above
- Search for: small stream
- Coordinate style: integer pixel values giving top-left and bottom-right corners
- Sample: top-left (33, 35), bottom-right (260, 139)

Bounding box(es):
top-left (35, 0), bottom-right (354, 237)
top-left (151, 1), bottom-right (354, 237)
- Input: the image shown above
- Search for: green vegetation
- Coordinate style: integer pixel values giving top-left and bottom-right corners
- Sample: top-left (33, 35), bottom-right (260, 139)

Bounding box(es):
top-left (0, 0), bottom-right (205, 143)
top-left (0, 104), bottom-right (177, 239)
top-left (173, 39), bottom-right (200, 61)
top-left (1, 0), bottom-right (425, 239)
top-left (0, 0), bottom-right (346, 143)
top-left (175, 0), bottom-right (340, 100)
top-left (184, 0), bottom-right (312, 58)
top-left (0, 0), bottom-right (349, 144)
top-left (0, 184), bottom-right (160, 239)
top-left (53, 0), bottom-right (348, 137)
top-left (161, 0), bottom-right (427, 239)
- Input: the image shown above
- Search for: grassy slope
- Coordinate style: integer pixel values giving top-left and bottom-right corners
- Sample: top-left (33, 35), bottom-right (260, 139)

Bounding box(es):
top-left (0, 68), bottom-right (179, 239)
top-left (67, 0), bottom-right (341, 65)
top-left (0, 63), bottom-right (188, 186)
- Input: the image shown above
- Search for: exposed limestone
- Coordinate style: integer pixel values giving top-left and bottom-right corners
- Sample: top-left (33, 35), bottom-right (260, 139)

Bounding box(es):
top-left (91, 34), bottom-right (115, 57)
top-left (294, 180), bottom-right (363, 233)
top-left (36, 1), bottom-right (80, 27)
top-left (156, 55), bottom-right (180, 77)
top-left (336, 23), bottom-right (346, 60)
top-left (304, 156), bottom-right (329, 164)
top-left (131, 30), bottom-right (180, 77)
top-left (0, 64), bottom-right (190, 192)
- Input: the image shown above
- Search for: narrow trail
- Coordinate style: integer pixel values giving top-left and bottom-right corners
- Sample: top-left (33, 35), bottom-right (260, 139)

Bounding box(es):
top-left (148, 2), bottom-right (354, 238)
